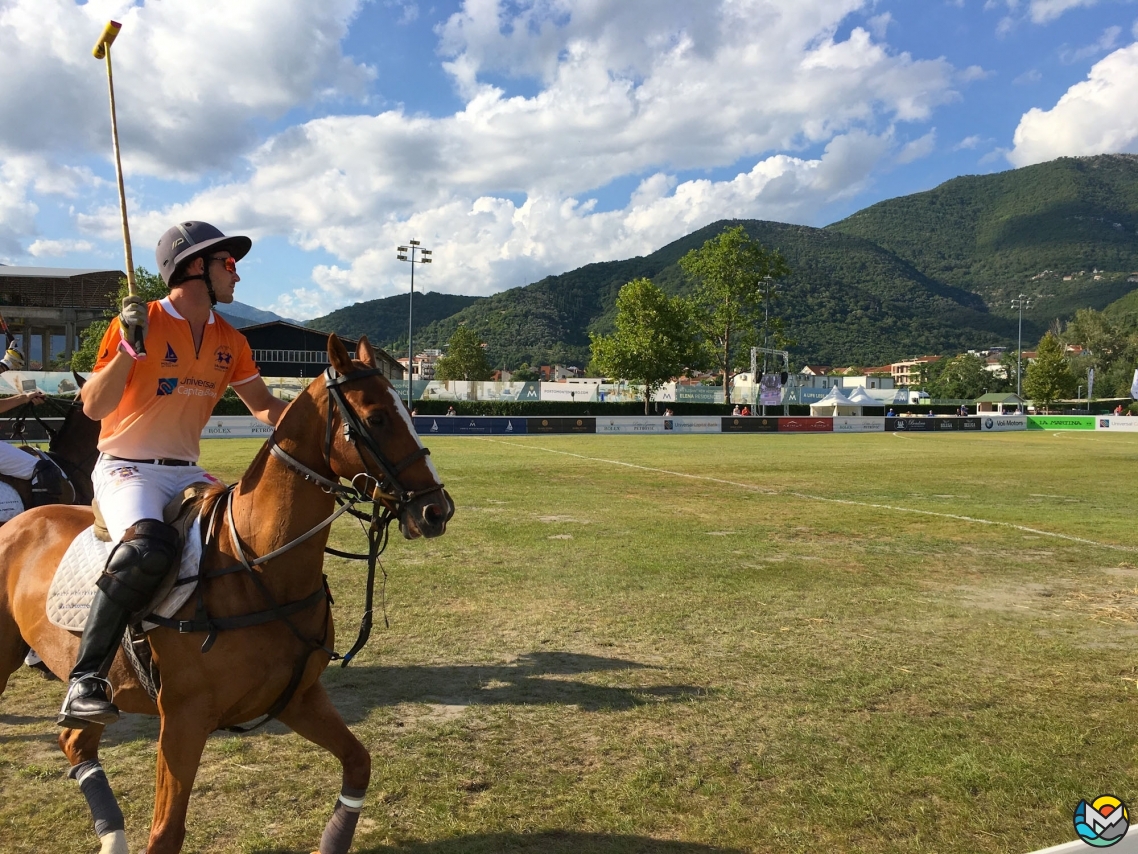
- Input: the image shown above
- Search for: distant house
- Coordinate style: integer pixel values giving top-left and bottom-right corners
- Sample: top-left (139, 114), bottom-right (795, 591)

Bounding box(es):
top-left (1128, 273), bottom-right (1138, 283)
top-left (891, 356), bottom-right (941, 386)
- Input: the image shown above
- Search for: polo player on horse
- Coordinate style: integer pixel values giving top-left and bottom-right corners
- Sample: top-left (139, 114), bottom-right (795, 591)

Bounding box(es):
top-left (58, 221), bottom-right (287, 728)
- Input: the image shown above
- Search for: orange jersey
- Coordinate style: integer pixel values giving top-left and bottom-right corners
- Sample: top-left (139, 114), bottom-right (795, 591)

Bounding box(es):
top-left (93, 298), bottom-right (260, 461)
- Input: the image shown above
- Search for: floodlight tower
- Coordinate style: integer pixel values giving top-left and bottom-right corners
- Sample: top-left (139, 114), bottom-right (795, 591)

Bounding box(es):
top-left (397, 240), bottom-right (432, 410)
top-left (1011, 293), bottom-right (1033, 399)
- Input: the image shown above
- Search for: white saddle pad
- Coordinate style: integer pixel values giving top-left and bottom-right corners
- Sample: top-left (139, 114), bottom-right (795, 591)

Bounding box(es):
top-left (46, 518), bottom-right (203, 633)
top-left (0, 481), bottom-right (23, 523)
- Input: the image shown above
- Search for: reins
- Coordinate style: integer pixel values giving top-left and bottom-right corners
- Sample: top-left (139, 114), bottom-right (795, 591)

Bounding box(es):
top-left (145, 362), bottom-right (441, 733)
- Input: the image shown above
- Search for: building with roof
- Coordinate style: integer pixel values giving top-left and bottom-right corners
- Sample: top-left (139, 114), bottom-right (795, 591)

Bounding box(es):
top-left (240, 321), bottom-right (404, 380)
top-left (0, 265), bottom-right (123, 366)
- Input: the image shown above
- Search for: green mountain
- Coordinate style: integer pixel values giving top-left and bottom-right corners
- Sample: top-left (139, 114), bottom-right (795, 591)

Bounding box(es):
top-left (828, 154), bottom-right (1138, 321)
top-left (309, 154), bottom-right (1138, 367)
top-left (307, 291), bottom-right (480, 348)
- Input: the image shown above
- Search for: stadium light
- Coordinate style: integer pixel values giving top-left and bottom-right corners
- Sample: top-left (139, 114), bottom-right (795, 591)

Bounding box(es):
top-left (1011, 293), bottom-right (1033, 399)
top-left (398, 240), bottom-right (433, 410)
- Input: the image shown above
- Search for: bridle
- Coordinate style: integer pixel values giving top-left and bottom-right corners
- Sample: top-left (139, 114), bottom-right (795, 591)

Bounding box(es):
top-left (267, 365), bottom-right (445, 514)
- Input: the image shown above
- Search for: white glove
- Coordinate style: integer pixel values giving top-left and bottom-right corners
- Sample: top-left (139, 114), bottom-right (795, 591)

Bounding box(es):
top-left (119, 296), bottom-right (148, 342)
top-left (0, 342), bottom-right (23, 371)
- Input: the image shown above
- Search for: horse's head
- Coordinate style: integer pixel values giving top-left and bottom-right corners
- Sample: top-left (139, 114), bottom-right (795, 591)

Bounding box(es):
top-left (319, 334), bottom-right (454, 539)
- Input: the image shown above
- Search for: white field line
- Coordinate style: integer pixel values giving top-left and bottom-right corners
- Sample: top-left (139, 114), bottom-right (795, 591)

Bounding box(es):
top-left (481, 438), bottom-right (1138, 554)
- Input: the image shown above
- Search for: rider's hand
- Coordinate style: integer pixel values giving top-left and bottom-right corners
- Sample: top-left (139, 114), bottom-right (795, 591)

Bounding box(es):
top-left (118, 296), bottom-right (148, 343)
top-left (0, 342), bottom-right (24, 372)
top-left (23, 390), bottom-right (45, 406)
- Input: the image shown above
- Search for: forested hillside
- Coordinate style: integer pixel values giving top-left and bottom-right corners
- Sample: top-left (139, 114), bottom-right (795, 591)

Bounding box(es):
top-left (308, 154), bottom-right (1138, 368)
top-left (828, 154), bottom-right (1138, 320)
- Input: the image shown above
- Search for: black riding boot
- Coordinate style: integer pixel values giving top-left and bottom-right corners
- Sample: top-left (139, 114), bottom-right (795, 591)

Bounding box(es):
top-left (57, 518), bottom-right (180, 729)
top-left (30, 458), bottom-right (64, 506)
top-left (58, 588), bottom-right (131, 728)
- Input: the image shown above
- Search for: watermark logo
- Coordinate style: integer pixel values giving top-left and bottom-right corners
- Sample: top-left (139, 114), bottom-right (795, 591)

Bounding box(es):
top-left (1074, 795), bottom-right (1129, 847)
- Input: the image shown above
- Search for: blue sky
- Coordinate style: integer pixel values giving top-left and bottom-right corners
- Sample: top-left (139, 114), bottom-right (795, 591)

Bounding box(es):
top-left (1, 0), bottom-right (1136, 319)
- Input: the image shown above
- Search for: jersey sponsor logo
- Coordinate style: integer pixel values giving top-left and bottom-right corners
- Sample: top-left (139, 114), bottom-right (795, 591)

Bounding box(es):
top-left (214, 345), bottom-right (233, 371)
top-left (157, 377), bottom-right (178, 396)
top-left (162, 342), bottom-right (178, 366)
top-left (178, 376), bottom-right (218, 398)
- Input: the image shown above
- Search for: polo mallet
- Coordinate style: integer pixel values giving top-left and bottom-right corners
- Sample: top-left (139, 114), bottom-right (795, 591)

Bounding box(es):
top-left (92, 20), bottom-right (145, 358)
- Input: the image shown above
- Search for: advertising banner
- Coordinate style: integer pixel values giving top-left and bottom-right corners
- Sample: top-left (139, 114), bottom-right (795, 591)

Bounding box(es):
top-left (539, 383), bottom-right (597, 402)
top-left (759, 374), bottom-right (784, 407)
top-left (453, 418), bottom-right (494, 435)
top-left (778, 417), bottom-right (833, 433)
top-left (1095, 417), bottom-right (1138, 431)
top-left (526, 417), bottom-right (596, 434)
top-left (597, 417), bottom-right (665, 434)
top-left (675, 385), bottom-right (725, 404)
top-left (833, 417), bottom-right (885, 433)
top-left (201, 417), bottom-right (276, 439)
top-left (664, 416), bottom-right (721, 433)
top-left (0, 371), bottom-right (85, 396)
top-left (721, 417), bottom-right (778, 433)
top-left (1026, 415), bottom-right (1095, 431)
top-left (886, 417), bottom-right (935, 431)
top-left (415, 416), bottom-right (454, 435)
top-left (981, 415), bottom-right (1027, 432)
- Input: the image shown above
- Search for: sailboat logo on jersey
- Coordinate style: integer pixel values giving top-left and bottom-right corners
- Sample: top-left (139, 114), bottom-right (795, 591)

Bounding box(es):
top-left (161, 343), bottom-right (178, 367)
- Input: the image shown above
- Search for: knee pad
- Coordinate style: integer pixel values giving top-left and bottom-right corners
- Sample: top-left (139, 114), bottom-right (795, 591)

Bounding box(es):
top-left (96, 519), bottom-right (182, 613)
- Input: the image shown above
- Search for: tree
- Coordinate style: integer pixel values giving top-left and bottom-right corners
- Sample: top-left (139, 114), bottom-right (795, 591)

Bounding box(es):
top-left (435, 325), bottom-right (493, 382)
top-left (588, 278), bottom-right (697, 414)
top-left (927, 353), bottom-right (991, 400)
top-left (71, 267), bottom-right (168, 372)
top-left (1023, 332), bottom-right (1076, 412)
top-left (680, 225), bottom-right (790, 402)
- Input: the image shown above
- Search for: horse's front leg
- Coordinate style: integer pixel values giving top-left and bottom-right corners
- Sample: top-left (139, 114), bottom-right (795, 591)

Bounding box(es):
top-left (147, 700), bottom-right (212, 854)
top-left (277, 680), bottom-right (371, 854)
top-left (59, 725), bottom-right (129, 854)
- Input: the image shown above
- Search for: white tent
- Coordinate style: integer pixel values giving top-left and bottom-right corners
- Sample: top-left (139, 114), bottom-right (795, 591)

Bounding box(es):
top-left (845, 387), bottom-right (880, 407)
top-left (809, 386), bottom-right (860, 416)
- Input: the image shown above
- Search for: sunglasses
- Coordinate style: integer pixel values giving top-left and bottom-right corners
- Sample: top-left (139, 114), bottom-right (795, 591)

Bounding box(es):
top-left (210, 255), bottom-right (238, 274)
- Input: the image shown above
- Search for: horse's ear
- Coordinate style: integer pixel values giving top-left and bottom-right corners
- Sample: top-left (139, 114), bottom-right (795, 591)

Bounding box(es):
top-left (356, 336), bottom-right (377, 368)
top-left (73, 370), bottom-right (86, 388)
top-left (327, 334), bottom-right (353, 374)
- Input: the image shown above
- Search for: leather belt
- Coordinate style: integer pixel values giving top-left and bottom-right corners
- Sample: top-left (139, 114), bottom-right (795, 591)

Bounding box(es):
top-left (100, 453), bottom-right (194, 467)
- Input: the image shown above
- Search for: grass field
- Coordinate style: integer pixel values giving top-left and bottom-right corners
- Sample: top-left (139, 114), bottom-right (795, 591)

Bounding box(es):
top-left (3, 430), bottom-right (1138, 853)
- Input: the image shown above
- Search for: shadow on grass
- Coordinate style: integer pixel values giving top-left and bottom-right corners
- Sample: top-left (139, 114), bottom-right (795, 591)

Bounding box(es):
top-left (321, 650), bottom-right (707, 721)
top-left (254, 830), bottom-right (742, 854)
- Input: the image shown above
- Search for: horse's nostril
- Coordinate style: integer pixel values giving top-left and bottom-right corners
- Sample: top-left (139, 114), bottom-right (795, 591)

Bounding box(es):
top-left (424, 504), bottom-right (442, 525)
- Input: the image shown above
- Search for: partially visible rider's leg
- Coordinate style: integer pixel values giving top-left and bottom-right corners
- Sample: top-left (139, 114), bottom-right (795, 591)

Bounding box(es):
top-left (58, 519), bottom-right (180, 728)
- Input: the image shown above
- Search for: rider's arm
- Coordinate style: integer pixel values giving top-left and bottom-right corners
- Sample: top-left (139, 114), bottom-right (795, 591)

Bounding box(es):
top-left (0, 391), bottom-right (44, 415)
top-left (233, 377), bottom-right (287, 427)
top-left (81, 351), bottom-right (134, 421)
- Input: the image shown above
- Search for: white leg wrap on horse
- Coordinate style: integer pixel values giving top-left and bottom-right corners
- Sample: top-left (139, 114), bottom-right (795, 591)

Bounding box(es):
top-left (319, 787), bottom-right (365, 854)
top-left (98, 829), bottom-right (129, 854)
top-left (69, 760), bottom-right (125, 838)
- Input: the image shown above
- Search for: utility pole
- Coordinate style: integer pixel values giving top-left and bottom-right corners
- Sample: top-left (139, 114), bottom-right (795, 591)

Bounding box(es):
top-left (397, 240), bottom-right (432, 410)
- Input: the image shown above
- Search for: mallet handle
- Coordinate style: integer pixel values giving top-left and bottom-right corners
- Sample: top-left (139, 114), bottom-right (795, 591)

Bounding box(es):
top-left (102, 39), bottom-right (146, 356)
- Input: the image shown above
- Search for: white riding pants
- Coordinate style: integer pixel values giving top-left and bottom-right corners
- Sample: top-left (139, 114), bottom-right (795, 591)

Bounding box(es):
top-left (92, 457), bottom-right (220, 544)
top-left (0, 440), bottom-right (38, 479)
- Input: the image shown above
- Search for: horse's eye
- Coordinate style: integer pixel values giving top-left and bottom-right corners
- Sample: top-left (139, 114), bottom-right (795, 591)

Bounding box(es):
top-left (366, 415), bottom-right (385, 428)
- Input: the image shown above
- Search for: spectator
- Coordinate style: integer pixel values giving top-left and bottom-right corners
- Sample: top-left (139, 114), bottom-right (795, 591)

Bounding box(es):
top-left (410, 406), bottom-right (419, 416)
top-left (663, 407), bottom-right (674, 417)
top-left (927, 409), bottom-right (935, 417)
top-left (886, 408), bottom-right (895, 417)
top-left (732, 404), bottom-right (741, 416)
top-left (741, 405), bottom-right (751, 416)
top-left (1115, 404), bottom-right (1124, 416)
top-left (446, 405), bottom-right (457, 416)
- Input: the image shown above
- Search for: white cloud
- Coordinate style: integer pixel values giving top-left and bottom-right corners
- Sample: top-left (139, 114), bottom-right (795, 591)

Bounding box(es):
top-left (0, 158), bottom-right (39, 260)
top-left (1014, 68), bottom-right (1043, 83)
top-left (27, 238), bottom-right (95, 257)
top-left (0, 0), bottom-right (372, 178)
top-left (1060, 25), bottom-right (1121, 63)
top-left (897, 130), bottom-right (937, 163)
top-left (1029, 0), bottom-right (1099, 23)
top-left (954, 135), bottom-right (984, 150)
top-left (1009, 43), bottom-right (1138, 165)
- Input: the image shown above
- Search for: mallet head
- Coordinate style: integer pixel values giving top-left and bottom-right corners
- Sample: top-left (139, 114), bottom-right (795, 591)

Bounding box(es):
top-left (92, 20), bottom-right (121, 60)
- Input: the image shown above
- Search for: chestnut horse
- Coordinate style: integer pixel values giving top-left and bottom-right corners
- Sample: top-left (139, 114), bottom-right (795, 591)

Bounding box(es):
top-left (0, 336), bottom-right (454, 854)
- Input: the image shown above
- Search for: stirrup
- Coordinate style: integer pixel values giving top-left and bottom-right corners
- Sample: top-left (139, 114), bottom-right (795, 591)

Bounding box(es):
top-left (57, 676), bottom-right (118, 728)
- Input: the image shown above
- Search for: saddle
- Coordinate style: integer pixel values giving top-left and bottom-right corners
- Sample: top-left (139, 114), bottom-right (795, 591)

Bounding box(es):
top-left (45, 485), bottom-right (211, 699)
